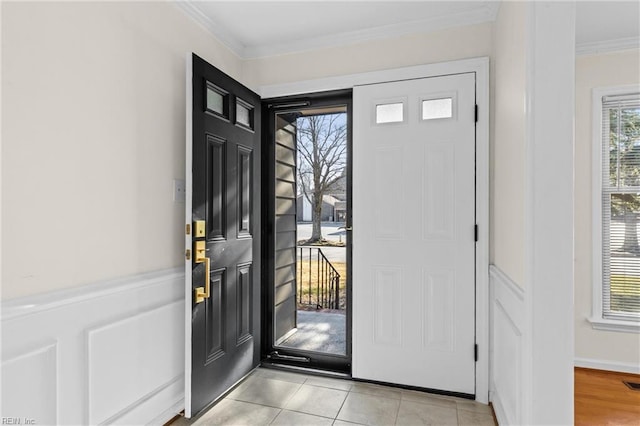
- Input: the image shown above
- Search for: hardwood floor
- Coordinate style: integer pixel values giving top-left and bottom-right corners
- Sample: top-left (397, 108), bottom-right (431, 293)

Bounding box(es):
top-left (575, 367), bottom-right (640, 426)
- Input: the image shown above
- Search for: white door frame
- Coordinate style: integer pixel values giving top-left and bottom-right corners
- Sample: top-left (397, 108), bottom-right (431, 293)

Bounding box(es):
top-left (259, 57), bottom-right (490, 404)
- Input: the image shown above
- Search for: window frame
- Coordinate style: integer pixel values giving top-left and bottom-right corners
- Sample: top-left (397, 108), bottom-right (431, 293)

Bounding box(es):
top-left (591, 85), bottom-right (640, 333)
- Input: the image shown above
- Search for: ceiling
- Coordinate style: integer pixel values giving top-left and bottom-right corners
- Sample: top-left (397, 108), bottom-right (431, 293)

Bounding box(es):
top-left (176, 1), bottom-right (640, 59)
top-left (575, 1), bottom-right (640, 52)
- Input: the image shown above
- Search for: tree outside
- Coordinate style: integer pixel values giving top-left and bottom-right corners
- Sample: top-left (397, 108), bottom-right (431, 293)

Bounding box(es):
top-left (296, 113), bottom-right (347, 243)
top-left (609, 106), bottom-right (640, 254)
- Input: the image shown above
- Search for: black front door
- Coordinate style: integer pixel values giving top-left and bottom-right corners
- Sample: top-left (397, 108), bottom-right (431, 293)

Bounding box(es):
top-left (188, 54), bottom-right (261, 417)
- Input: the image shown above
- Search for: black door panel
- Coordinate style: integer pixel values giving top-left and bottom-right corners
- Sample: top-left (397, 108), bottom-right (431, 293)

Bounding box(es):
top-left (190, 54), bottom-right (261, 416)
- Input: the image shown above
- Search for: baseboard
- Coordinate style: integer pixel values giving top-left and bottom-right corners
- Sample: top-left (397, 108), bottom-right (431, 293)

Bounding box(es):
top-left (575, 357), bottom-right (640, 374)
top-left (489, 391), bottom-right (508, 426)
top-left (147, 397), bottom-right (184, 426)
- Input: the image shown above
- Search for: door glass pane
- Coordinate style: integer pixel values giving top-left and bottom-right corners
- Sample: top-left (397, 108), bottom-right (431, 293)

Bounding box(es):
top-left (207, 89), bottom-right (223, 114)
top-left (422, 98), bottom-right (453, 120)
top-left (206, 83), bottom-right (227, 118)
top-left (274, 106), bottom-right (348, 356)
top-left (376, 103), bottom-right (404, 124)
top-left (236, 99), bottom-right (253, 130)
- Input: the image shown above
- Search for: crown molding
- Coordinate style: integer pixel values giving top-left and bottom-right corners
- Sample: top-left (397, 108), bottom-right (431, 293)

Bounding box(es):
top-left (173, 1), bottom-right (499, 60)
top-left (576, 36), bottom-right (640, 56)
top-left (245, 3), bottom-right (500, 59)
top-left (172, 1), bottom-right (246, 58)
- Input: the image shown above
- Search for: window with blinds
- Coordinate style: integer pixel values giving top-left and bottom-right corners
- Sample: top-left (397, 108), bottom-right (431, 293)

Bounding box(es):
top-left (601, 93), bottom-right (640, 320)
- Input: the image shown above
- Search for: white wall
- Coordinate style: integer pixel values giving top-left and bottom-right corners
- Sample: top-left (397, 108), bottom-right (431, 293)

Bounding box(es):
top-left (0, 5), bottom-right (491, 301)
top-left (1, 1), bottom-right (242, 299)
top-left (491, 2), bottom-right (576, 424)
top-left (489, 3), bottom-right (528, 424)
top-left (491, 1), bottom-right (526, 287)
top-left (243, 23), bottom-right (492, 88)
top-left (575, 49), bottom-right (640, 369)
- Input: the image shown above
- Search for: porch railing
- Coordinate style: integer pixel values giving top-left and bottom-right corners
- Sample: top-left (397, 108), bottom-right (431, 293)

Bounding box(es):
top-left (297, 247), bottom-right (341, 310)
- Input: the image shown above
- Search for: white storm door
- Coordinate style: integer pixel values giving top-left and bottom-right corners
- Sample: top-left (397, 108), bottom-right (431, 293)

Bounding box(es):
top-left (352, 73), bottom-right (476, 395)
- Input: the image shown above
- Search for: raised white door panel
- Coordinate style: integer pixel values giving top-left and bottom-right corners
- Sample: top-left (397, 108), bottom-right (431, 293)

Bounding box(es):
top-left (373, 267), bottom-right (403, 346)
top-left (353, 73), bottom-right (476, 394)
top-left (422, 268), bottom-right (455, 352)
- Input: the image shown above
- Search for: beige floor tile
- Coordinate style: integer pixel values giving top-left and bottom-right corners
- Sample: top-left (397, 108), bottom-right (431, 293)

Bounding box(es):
top-left (336, 392), bottom-right (400, 426)
top-left (400, 390), bottom-right (457, 409)
top-left (457, 410), bottom-right (496, 426)
top-left (350, 382), bottom-right (403, 400)
top-left (395, 400), bottom-right (458, 425)
top-left (225, 375), bottom-right (261, 399)
top-left (271, 410), bottom-right (334, 426)
top-left (254, 368), bottom-right (308, 384)
top-left (332, 420), bottom-right (365, 426)
top-left (455, 399), bottom-right (493, 415)
top-left (190, 399), bottom-right (280, 425)
top-left (226, 376), bottom-right (302, 408)
top-left (284, 384), bottom-right (348, 418)
top-left (169, 415), bottom-right (191, 426)
top-left (305, 375), bottom-right (353, 391)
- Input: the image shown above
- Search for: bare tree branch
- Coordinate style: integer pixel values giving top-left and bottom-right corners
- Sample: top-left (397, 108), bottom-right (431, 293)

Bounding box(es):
top-left (296, 113), bottom-right (347, 241)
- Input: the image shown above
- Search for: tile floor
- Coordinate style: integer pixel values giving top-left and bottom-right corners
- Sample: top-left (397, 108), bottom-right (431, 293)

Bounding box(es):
top-left (173, 368), bottom-right (496, 426)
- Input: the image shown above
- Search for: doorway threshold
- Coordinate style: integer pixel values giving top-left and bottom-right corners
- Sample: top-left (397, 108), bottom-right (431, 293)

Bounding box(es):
top-left (259, 361), bottom-right (352, 380)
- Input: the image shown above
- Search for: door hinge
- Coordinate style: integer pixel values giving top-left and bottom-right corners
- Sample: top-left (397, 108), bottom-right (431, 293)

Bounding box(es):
top-left (474, 344), bottom-right (478, 362)
top-left (474, 224), bottom-right (478, 242)
top-left (475, 104), bottom-right (478, 123)
top-left (185, 224), bottom-right (191, 235)
top-left (185, 249), bottom-right (191, 260)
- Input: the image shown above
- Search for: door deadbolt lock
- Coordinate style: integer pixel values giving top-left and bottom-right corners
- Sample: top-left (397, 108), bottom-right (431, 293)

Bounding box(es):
top-left (194, 220), bottom-right (206, 238)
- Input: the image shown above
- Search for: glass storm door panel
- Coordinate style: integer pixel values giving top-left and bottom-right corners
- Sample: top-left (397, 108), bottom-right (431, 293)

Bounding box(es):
top-left (265, 95), bottom-right (352, 374)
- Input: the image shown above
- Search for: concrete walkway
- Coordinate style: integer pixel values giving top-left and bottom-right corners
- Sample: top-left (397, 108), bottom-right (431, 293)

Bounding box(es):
top-left (297, 223), bottom-right (347, 263)
top-left (280, 310), bottom-right (346, 355)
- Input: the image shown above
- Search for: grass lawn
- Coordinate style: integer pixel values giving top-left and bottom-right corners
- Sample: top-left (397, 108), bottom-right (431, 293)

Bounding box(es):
top-left (297, 260), bottom-right (347, 310)
top-left (610, 275), bottom-right (640, 313)
top-left (610, 275), bottom-right (640, 296)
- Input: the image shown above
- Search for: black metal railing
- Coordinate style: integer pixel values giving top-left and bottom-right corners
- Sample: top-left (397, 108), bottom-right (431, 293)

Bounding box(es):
top-left (297, 246), bottom-right (341, 310)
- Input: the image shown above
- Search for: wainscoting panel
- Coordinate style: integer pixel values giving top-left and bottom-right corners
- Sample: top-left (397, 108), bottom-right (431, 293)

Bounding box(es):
top-left (489, 265), bottom-right (525, 426)
top-left (1, 342), bottom-right (58, 424)
top-left (1, 268), bottom-right (185, 425)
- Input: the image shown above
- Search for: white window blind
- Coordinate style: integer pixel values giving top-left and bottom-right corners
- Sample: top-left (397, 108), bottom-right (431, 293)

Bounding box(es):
top-left (601, 93), bottom-right (640, 320)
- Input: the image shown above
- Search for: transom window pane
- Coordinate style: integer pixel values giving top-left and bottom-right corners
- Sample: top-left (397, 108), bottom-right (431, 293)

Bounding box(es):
top-left (376, 103), bottom-right (404, 124)
top-left (422, 98), bottom-right (453, 120)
